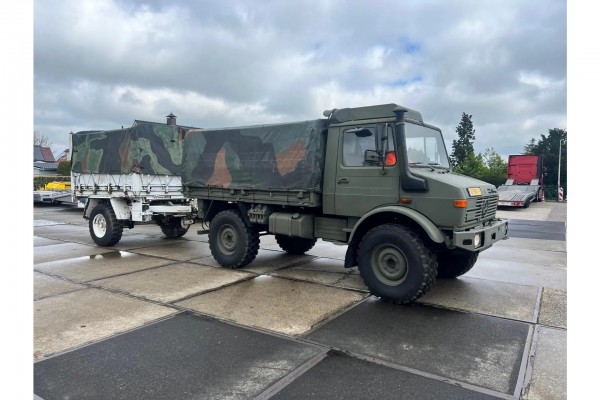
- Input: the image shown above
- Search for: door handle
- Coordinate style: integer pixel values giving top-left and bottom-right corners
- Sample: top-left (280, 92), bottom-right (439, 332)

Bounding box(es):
top-left (337, 178), bottom-right (349, 184)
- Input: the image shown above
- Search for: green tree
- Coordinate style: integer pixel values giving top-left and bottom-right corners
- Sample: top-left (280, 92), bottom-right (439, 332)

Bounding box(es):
top-left (451, 113), bottom-right (476, 167)
top-left (525, 128), bottom-right (567, 200)
top-left (523, 138), bottom-right (537, 155)
top-left (57, 161), bottom-right (72, 176)
top-left (453, 153), bottom-right (485, 178)
top-left (34, 130), bottom-right (52, 147)
top-left (479, 148), bottom-right (508, 187)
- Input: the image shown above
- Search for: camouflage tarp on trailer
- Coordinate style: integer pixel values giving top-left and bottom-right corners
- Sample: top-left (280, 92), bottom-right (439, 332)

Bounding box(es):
top-left (182, 119), bottom-right (327, 192)
top-left (71, 123), bottom-right (184, 175)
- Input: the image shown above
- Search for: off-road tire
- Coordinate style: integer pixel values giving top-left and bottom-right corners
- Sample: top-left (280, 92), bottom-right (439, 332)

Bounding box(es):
top-left (275, 235), bottom-right (317, 255)
top-left (209, 209), bottom-right (259, 269)
top-left (160, 217), bottom-right (189, 239)
top-left (357, 224), bottom-right (437, 304)
top-left (89, 203), bottom-right (123, 246)
top-left (437, 250), bottom-right (478, 279)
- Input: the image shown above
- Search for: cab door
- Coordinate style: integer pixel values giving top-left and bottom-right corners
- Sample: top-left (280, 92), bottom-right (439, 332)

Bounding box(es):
top-left (334, 124), bottom-right (399, 217)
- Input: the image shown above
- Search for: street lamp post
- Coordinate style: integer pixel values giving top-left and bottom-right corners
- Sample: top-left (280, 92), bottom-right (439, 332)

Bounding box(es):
top-left (557, 139), bottom-right (565, 202)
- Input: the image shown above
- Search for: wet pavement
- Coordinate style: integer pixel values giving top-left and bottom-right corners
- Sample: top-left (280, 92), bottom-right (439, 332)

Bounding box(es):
top-left (33, 201), bottom-right (567, 399)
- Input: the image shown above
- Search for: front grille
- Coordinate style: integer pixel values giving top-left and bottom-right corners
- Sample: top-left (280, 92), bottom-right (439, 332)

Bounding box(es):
top-left (465, 194), bottom-right (498, 222)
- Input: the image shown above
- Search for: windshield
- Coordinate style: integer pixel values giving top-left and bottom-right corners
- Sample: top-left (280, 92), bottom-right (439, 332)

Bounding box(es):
top-left (404, 122), bottom-right (450, 168)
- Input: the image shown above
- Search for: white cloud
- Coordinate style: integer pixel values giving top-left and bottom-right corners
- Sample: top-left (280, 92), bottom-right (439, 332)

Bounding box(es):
top-left (33, 0), bottom-right (567, 161)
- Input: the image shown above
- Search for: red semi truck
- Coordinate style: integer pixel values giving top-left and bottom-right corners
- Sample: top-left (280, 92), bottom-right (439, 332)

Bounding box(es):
top-left (497, 155), bottom-right (544, 208)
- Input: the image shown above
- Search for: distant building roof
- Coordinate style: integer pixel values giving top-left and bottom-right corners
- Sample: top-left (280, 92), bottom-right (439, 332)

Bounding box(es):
top-left (34, 145), bottom-right (55, 162)
top-left (34, 161), bottom-right (59, 170)
top-left (55, 149), bottom-right (69, 162)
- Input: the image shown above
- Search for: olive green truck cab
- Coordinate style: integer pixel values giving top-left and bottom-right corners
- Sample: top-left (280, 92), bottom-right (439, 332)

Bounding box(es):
top-left (182, 104), bottom-right (508, 304)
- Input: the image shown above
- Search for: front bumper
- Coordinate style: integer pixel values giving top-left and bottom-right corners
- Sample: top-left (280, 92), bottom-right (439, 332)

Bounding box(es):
top-left (451, 219), bottom-right (508, 252)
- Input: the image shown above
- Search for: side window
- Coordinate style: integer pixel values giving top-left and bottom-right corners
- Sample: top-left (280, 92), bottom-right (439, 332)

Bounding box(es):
top-left (343, 127), bottom-right (375, 166)
top-left (342, 125), bottom-right (395, 167)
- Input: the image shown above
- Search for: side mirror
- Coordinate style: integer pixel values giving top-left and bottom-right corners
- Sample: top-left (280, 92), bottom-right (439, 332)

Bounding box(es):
top-left (364, 149), bottom-right (382, 165)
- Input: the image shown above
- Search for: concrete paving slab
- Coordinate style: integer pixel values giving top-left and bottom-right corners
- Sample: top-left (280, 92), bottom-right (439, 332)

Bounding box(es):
top-left (34, 288), bottom-right (175, 360)
top-left (33, 219), bottom-right (67, 227)
top-left (506, 220), bottom-right (566, 242)
top-left (419, 277), bottom-right (539, 322)
top-left (280, 257), bottom-right (351, 274)
top-left (128, 240), bottom-right (214, 261)
top-left (523, 327), bottom-right (567, 400)
top-left (263, 238), bottom-right (347, 260)
top-left (271, 258), bottom-right (364, 289)
top-left (479, 246), bottom-right (566, 268)
top-left (34, 272), bottom-right (87, 300)
top-left (271, 268), bottom-right (345, 286)
top-left (272, 351), bottom-right (500, 400)
top-left (191, 248), bottom-right (316, 274)
top-left (93, 262), bottom-right (254, 303)
top-left (177, 276), bottom-right (366, 336)
top-left (465, 258), bottom-right (566, 290)
top-left (34, 224), bottom-right (90, 241)
top-left (496, 207), bottom-right (551, 221)
top-left (34, 242), bottom-right (115, 265)
top-left (34, 313), bottom-right (323, 400)
top-left (306, 239), bottom-right (348, 259)
top-left (306, 299), bottom-right (531, 395)
top-left (538, 288), bottom-right (567, 329)
top-left (495, 237), bottom-right (566, 252)
top-left (332, 274), bottom-right (369, 291)
top-left (259, 234), bottom-right (280, 248)
top-left (33, 236), bottom-right (63, 247)
top-left (34, 251), bottom-right (175, 282)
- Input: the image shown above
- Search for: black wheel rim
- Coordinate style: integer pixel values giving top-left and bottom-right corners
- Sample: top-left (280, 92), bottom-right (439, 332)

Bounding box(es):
top-left (217, 224), bottom-right (237, 255)
top-left (371, 244), bottom-right (408, 286)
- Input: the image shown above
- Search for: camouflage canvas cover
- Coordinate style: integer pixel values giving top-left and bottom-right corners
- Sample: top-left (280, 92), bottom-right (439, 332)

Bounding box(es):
top-left (182, 119), bottom-right (327, 192)
top-left (71, 123), bottom-right (183, 175)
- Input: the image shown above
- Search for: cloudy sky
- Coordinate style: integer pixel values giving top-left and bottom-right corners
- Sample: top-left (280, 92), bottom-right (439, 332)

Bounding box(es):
top-left (33, 0), bottom-right (566, 160)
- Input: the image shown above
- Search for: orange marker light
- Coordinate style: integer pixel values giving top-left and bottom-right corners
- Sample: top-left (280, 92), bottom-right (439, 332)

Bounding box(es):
top-left (400, 197), bottom-right (412, 204)
top-left (385, 151), bottom-right (397, 166)
top-left (454, 200), bottom-right (468, 208)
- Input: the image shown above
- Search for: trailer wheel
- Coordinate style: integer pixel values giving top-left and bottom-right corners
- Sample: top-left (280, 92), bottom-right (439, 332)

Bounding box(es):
top-left (275, 235), bottom-right (317, 255)
top-left (89, 204), bottom-right (123, 246)
top-left (160, 217), bottom-right (189, 239)
top-left (357, 224), bottom-right (437, 304)
top-left (436, 250), bottom-right (478, 279)
top-left (209, 209), bottom-right (259, 268)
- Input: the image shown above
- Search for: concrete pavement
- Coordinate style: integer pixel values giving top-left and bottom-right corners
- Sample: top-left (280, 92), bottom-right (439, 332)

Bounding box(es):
top-left (33, 201), bottom-right (567, 399)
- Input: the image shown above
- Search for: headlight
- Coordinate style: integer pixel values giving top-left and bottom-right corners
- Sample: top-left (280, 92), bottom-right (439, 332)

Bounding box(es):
top-left (473, 233), bottom-right (481, 248)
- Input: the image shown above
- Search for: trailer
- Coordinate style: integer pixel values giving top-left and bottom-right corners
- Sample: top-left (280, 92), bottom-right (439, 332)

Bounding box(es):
top-left (497, 155), bottom-right (544, 208)
top-left (71, 117), bottom-right (198, 246)
top-left (33, 181), bottom-right (81, 206)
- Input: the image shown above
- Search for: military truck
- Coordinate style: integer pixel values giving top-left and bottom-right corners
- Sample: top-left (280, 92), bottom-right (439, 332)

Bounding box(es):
top-left (182, 104), bottom-right (508, 303)
top-left (71, 118), bottom-right (198, 246)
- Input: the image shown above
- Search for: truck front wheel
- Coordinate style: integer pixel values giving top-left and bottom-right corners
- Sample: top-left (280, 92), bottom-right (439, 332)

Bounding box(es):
top-left (275, 235), bottom-right (317, 255)
top-left (209, 209), bottom-right (259, 268)
top-left (89, 204), bottom-right (123, 246)
top-left (357, 224), bottom-right (437, 304)
top-left (160, 217), bottom-right (189, 239)
top-left (436, 250), bottom-right (478, 279)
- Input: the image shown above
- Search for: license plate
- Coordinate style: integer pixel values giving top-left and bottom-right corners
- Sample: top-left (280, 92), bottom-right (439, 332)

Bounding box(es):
top-left (498, 201), bottom-right (511, 206)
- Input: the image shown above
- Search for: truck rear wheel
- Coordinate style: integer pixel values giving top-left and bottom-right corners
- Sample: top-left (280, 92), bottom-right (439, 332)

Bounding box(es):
top-left (159, 217), bottom-right (189, 239)
top-left (357, 224), bottom-right (437, 304)
top-left (209, 209), bottom-right (259, 268)
top-left (437, 250), bottom-right (478, 279)
top-left (275, 235), bottom-right (317, 255)
top-left (89, 204), bottom-right (123, 246)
